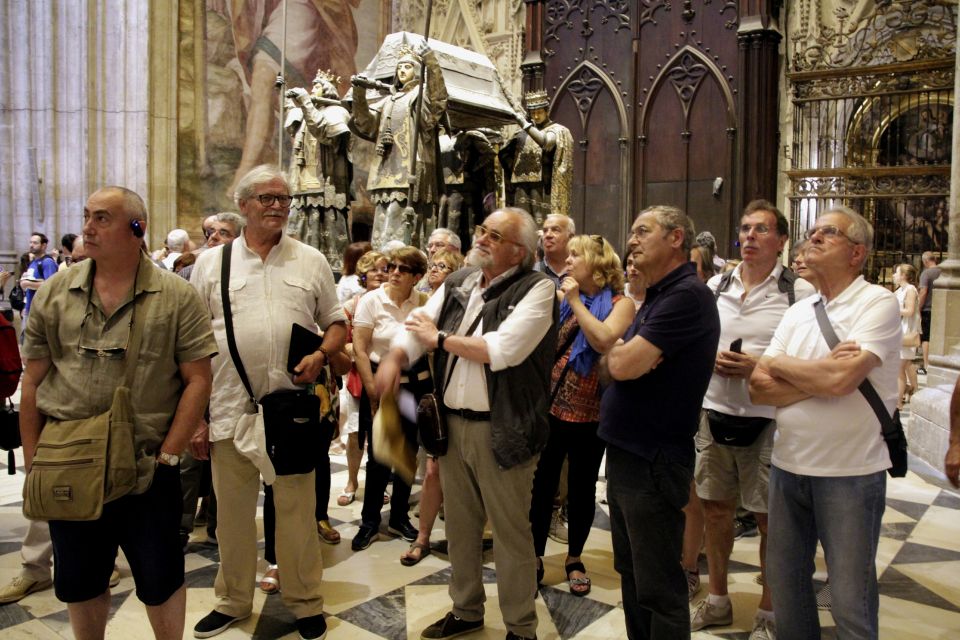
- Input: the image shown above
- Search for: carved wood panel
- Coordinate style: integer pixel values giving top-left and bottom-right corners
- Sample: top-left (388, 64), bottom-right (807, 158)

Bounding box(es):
top-left (543, 0), bottom-right (633, 248)
top-left (634, 1), bottom-right (741, 256)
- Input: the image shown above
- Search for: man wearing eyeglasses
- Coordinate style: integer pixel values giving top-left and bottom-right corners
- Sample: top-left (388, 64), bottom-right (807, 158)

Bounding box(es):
top-left (203, 212), bottom-right (244, 249)
top-left (692, 200), bottom-right (815, 639)
top-left (190, 164), bottom-right (346, 640)
top-left (19, 186), bottom-right (217, 640)
top-left (375, 208), bottom-right (557, 640)
top-left (749, 207), bottom-right (901, 639)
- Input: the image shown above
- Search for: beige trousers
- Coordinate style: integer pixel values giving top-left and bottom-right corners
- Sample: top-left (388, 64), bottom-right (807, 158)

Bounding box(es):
top-left (439, 415), bottom-right (539, 638)
top-left (211, 439), bottom-right (324, 619)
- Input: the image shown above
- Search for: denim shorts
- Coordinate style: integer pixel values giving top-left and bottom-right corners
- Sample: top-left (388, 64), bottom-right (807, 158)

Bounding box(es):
top-left (49, 462), bottom-right (184, 605)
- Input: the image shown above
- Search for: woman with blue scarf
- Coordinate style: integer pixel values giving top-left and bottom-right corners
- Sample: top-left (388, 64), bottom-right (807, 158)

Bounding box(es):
top-left (529, 234), bottom-right (636, 596)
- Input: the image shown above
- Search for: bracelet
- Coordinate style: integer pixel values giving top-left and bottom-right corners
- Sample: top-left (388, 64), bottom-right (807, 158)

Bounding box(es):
top-left (317, 345), bottom-right (329, 361)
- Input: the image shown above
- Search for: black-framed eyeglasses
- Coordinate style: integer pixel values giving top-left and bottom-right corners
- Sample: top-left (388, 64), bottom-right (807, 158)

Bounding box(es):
top-left (474, 224), bottom-right (520, 246)
top-left (386, 262), bottom-right (415, 275)
top-left (256, 194), bottom-right (293, 208)
top-left (803, 224), bottom-right (854, 243)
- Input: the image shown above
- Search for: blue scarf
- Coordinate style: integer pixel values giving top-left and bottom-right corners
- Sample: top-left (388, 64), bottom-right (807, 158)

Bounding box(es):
top-left (558, 287), bottom-right (614, 377)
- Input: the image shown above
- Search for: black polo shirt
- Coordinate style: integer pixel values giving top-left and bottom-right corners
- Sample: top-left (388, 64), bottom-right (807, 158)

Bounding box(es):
top-left (599, 261), bottom-right (720, 466)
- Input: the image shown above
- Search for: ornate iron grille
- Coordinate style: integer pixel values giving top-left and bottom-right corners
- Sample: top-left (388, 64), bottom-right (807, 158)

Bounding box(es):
top-left (786, 2), bottom-right (955, 284)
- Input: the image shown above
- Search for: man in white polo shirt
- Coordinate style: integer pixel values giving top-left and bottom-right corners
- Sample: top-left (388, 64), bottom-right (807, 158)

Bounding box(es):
top-left (692, 200), bottom-right (814, 639)
top-left (749, 206), bottom-right (900, 640)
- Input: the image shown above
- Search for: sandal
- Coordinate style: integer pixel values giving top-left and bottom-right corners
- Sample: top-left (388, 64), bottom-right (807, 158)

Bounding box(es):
top-left (337, 491), bottom-right (356, 506)
top-left (565, 561), bottom-right (591, 597)
top-left (318, 520), bottom-right (341, 545)
top-left (400, 541), bottom-right (431, 566)
top-left (259, 565), bottom-right (280, 594)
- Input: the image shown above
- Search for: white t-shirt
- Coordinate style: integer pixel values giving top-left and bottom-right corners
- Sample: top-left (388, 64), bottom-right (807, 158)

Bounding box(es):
top-left (763, 276), bottom-right (900, 477)
top-left (352, 285), bottom-right (424, 363)
top-left (703, 264), bottom-right (815, 419)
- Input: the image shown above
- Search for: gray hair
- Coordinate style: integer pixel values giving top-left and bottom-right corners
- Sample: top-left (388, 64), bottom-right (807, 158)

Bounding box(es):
top-left (216, 211), bottom-right (246, 234)
top-left (501, 207), bottom-right (538, 269)
top-left (166, 228), bottom-right (189, 251)
top-left (821, 205), bottom-right (873, 251)
top-left (234, 165), bottom-right (290, 206)
top-left (429, 227), bottom-right (462, 251)
top-left (544, 213), bottom-right (575, 235)
top-left (641, 205), bottom-right (696, 254)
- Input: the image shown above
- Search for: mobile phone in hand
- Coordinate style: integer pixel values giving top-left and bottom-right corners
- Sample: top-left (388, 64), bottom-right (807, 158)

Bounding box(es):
top-left (730, 338), bottom-right (743, 353)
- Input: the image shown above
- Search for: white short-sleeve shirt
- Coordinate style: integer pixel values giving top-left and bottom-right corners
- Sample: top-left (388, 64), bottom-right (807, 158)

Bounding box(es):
top-left (763, 276), bottom-right (900, 477)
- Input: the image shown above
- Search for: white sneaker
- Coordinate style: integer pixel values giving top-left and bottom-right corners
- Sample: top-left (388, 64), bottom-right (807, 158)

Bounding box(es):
top-left (749, 615), bottom-right (776, 640)
top-left (690, 598), bottom-right (733, 631)
top-left (0, 575), bottom-right (53, 604)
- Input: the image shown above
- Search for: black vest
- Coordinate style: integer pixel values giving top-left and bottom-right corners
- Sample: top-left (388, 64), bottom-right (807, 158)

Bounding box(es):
top-left (434, 267), bottom-right (558, 468)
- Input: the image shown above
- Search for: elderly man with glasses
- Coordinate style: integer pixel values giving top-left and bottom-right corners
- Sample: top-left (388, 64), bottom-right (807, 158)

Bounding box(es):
top-left (376, 207), bottom-right (557, 640)
top-left (19, 186), bottom-right (216, 640)
top-left (750, 206), bottom-right (901, 640)
top-left (190, 165), bottom-right (346, 640)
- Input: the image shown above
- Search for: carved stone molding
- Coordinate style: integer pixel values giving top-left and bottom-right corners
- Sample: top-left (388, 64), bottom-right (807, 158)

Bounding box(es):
top-left (790, 174), bottom-right (951, 197)
top-left (790, 0), bottom-right (957, 72)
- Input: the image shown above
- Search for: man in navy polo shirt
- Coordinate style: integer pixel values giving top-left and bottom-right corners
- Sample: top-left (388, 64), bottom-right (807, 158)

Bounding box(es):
top-left (600, 205), bottom-right (720, 639)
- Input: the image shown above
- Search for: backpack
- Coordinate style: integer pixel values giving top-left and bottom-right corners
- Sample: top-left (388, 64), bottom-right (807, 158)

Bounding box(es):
top-left (0, 315), bottom-right (21, 398)
top-left (713, 267), bottom-right (799, 306)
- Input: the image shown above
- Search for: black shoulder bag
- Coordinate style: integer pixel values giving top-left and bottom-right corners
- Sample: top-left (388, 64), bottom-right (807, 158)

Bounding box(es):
top-left (220, 242), bottom-right (326, 476)
top-left (813, 299), bottom-right (908, 477)
top-left (417, 312), bottom-right (484, 457)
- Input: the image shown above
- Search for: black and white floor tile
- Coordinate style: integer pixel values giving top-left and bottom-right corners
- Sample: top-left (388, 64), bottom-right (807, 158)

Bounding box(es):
top-left (1, 419), bottom-right (959, 638)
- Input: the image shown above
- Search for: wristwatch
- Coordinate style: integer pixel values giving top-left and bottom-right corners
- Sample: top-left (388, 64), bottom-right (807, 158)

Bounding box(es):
top-left (157, 452), bottom-right (180, 466)
top-left (437, 330), bottom-right (448, 351)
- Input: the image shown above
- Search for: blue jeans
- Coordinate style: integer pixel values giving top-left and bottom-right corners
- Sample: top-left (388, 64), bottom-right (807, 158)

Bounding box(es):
top-left (767, 466), bottom-right (886, 640)
top-left (607, 445), bottom-right (692, 640)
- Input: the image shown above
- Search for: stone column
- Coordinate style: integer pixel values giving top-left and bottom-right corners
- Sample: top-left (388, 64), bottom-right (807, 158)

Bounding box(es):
top-left (908, 18), bottom-right (960, 473)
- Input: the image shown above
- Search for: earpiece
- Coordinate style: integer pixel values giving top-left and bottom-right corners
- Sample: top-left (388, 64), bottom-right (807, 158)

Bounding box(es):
top-left (130, 220), bottom-right (144, 238)
top-left (734, 241), bottom-right (741, 248)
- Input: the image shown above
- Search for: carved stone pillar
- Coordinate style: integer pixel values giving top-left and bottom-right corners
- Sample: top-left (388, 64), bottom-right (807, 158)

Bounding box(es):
top-left (735, 12), bottom-right (782, 216)
top-left (908, 17), bottom-right (960, 476)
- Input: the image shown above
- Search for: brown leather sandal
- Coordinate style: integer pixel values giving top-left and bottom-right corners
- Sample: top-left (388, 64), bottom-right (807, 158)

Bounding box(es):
top-left (400, 541), bottom-right (431, 567)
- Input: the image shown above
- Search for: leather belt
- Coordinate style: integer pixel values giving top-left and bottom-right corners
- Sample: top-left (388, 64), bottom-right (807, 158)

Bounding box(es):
top-left (444, 405), bottom-right (491, 422)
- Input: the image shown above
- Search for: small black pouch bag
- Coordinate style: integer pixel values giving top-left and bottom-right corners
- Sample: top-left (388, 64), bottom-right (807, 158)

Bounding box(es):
top-left (706, 409), bottom-right (772, 447)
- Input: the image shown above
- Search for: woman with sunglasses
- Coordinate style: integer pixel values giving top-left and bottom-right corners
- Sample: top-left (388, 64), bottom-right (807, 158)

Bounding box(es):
top-left (529, 234), bottom-right (636, 596)
top-left (336, 251), bottom-right (389, 508)
top-left (351, 246), bottom-right (433, 551)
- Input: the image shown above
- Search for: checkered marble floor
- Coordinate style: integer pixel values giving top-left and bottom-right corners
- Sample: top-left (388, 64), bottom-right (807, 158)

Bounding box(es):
top-left (1, 421), bottom-right (959, 638)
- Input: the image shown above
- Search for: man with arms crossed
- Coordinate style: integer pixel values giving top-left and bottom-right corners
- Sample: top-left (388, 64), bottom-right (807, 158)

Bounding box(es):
top-left (750, 206), bottom-right (900, 639)
top-left (692, 200), bottom-right (814, 639)
top-left (20, 186), bottom-right (216, 639)
top-left (601, 206), bottom-right (720, 638)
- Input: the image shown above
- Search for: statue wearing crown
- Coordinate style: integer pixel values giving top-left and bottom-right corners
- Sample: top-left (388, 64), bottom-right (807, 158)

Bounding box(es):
top-left (284, 69), bottom-right (353, 271)
top-left (349, 42), bottom-right (448, 249)
top-left (499, 90), bottom-right (574, 224)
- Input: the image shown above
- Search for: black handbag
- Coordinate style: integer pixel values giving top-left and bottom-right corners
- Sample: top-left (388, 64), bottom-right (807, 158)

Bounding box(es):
top-left (418, 313), bottom-right (484, 457)
top-left (220, 242), bottom-right (325, 476)
top-left (813, 300), bottom-right (908, 477)
top-left (0, 398), bottom-right (20, 474)
top-left (705, 410), bottom-right (772, 447)
top-left (8, 284), bottom-right (25, 311)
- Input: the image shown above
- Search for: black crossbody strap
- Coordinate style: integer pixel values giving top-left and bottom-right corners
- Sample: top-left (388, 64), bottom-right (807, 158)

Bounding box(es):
top-left (220, 242), bottom-right (257, 405)
top-left (812, 299), bottom-right (897, 439)
top-left (443, 312), bottom-right (484, 392)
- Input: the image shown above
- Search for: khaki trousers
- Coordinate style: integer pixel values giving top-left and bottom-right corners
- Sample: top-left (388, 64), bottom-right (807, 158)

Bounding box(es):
top-left (211, 439), bottom-right (324, 619)
top-left (439, 415), bottom-right (539, 638)
top-left (20, 520), bottom-right (53, 582)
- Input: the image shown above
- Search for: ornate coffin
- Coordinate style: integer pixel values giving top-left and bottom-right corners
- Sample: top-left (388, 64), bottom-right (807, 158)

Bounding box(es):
top-left (345, 31), bottom-right (519, 130)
